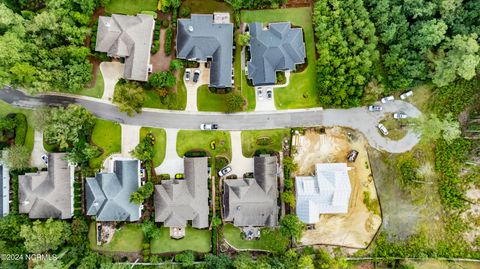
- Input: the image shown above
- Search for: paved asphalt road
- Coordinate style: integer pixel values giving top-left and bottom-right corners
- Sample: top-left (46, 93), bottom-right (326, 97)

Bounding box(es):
top-left (0, 87), bottom-right (422, 153)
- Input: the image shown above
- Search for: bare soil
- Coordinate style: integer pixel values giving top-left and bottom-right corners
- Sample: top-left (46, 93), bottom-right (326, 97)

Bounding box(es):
top-left (293, 128), bottom-right (382, 248)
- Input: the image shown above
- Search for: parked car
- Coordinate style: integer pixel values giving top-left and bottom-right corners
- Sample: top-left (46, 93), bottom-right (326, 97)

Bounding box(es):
top-left (266, 89), bottom-right (273, 99)
top-left (400, 90), bottom-right (413, 100)
top-left (347, 150), bottom-right (359, 162)
top-left (218, 166), bottom-right (232, 177)
top-left (193, 69), bottom-right (201, 83)
top-left (184, 69), bottom-right (191, 81)
top-left (41, 154), bottom-right (48, 165)
top-left (393, 112), bottom-right (408, 119)
top-left (368, 105), bottom-right (383, 112)
top-left (381, 95), bottom-right (394, 103)
top-left (200, 123), bottom-right (218, 130)
top-left (257, 89), bottom-right (263, 100)
top-left (377, 123), bottom-right (389, 136)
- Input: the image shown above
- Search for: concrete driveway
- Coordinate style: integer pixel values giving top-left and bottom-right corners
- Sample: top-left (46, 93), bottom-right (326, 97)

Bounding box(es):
top-left (254, 86), bottom-right (276, 112)
top-left (100, 62), bottom-right (124, 101)
top-left (30, 130), bottom-right (47, 168)
top-left (185, 64), bottom-right (210, 112)
top-left (154, 128), bottom-right (184, 177)
top-left (228, 131), bottom-right (254, 177)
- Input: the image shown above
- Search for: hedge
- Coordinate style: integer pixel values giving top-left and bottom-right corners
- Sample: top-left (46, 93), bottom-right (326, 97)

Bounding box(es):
top-left (164, 27), bottom-right (173, 56)
top-left (14, 113), bottom-right (27, 146)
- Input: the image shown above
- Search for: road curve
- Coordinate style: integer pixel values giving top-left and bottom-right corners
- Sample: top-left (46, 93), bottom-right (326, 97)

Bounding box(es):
top-left (0, 87), bottom-right (421, 153)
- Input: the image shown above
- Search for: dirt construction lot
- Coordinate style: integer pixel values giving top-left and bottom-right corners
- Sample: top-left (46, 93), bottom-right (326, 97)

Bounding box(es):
top-left (293, 127), bottom-right (382, 248)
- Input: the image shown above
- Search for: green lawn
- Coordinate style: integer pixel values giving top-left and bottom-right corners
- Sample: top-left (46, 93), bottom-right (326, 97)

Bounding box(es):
top-left (143, 70), bottom-right (187, 110)
top-left (241, 129), bottom-right (290, 157)
top-left (88, 223), bottom-right (144, 253)
top-left (78, 68), bottom-right (104, 98)
top-left (197, 85), bottom-right (230, 112)
top-left (223, 224), bottom-right (271, 251)
top-left (105, 0), bottom-right (157, 15)
top-left (176, 130), bottom-right (231, 160)
top-left (234, 41), bottom-right (256, 111)
top-left (89, 119), bottom-right (121, 169)
top-left (140, 127), bottom-right (166, 167)
top-left (150, 226), bottom-right (211, 253)
top-left (241, 8), bottom-right (319, 109)
top-left (180, 0), bottom-right (233, 17)
top-left (0, 101), bottom-right (35, 153)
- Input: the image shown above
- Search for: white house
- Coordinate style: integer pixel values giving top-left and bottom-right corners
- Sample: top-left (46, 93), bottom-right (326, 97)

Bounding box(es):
top-left (295, 163), bottom-right (352, 224)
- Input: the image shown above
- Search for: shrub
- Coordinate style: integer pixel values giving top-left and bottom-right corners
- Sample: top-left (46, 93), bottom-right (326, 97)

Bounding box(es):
top-left (397, 158), bottom-right (422, 186)
top-left (161, 18), bottom-right (169, 28)
top-left (151, 40), bottom-right (160, 54)
top-left (256, 137), bottom-right (271, 146)
top-left (164, 27), bottom-right (173, 56)
top-left (184, 150), bottom-right (207, 158)
top-left (284, 178), bottom-right (294, 191)
top-left (14, 113), bottom-right (27, 146)
top-left (282, 191), bottom-right (295, 208)
top-left (179, 6), bottom-right (191, 17)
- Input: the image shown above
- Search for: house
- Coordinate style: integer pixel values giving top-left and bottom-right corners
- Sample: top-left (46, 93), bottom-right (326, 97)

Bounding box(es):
top-left (1, 162), bottom-right (9, 218)
top-left (176, 13), bottom-right (233, 88)
top-left (154, 157), bottom-right (209, 229)
top-left (223, 156), bottom-right (279, 227)
top-left (295, 163), bottom-right (352, 224)
top-left (18, 153), bottom-right (73, 219)
top-left (86, 159), bottom-right (141, 222)
top-left (95, 14), bottom-right (155, 81)
top-left (247, 22), bottom-right (306, 86)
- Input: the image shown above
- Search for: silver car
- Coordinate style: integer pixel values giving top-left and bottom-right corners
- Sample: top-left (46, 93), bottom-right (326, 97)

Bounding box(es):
top-left (381, 95), bottom-right (394, 103)
top-left (218, 166), bottom-right (232, 177)
top-left (400, 90), bottom-right (413, 100)
top-left (377, 123), bottom-right (389, 136)
top-left (393, 112), bottom-right (407, 119)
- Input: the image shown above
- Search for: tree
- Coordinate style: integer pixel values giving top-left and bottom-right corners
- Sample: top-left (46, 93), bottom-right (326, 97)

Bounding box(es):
top-left (205, 254), bottom-right (232, 269)
top-left (411, 113), bottom-right (461, 143)
top-left (3, 145), bottom-right (30, 170)
top-left (43, 105), bottom-right (95, 150)
top-left (113, 81), bottom-right (146, 116)
top-left (141, 220), bottom-right (161, 241)
top-left (432, 34), bottom-right (480, 87)
top-left (314, 0), bottom-right (379, 107)
top-left (281, 191), bottom-right (296, 208)
top-left (298, 255), bottom-right (314, 269)
top-left (283, 156), bottom-right (298, 173)
top-left (237, 33), bottom-right (250, 46)
top-left (33, 259), bottom-right (64, 269)
top-left (131, 136), bottom-right (155, 162)
top-left (175, 251), bottom-right (195, 268)
top-left (129, 182), bottom-right (154, 205)
top-left (20, 219), bottom-right (71, 253)
top-left (148, 71), bottom-right (176, 89)
top-left (232, 253), bottom-right (254, 269)
top-left (226, 93), bottom-right (245, 113)
top-left (280, 214), bottom-right (305, 241)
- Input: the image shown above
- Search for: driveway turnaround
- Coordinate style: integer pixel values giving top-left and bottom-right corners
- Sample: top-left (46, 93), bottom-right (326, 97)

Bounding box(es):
top-left (154, 128), bottom-right (184, 176)
top-left (229, 131), bottom-right (254, 177)
top-left (0, 87), bottom-right (421, 153)
top-left (99, 62), bottom-right (124, 101)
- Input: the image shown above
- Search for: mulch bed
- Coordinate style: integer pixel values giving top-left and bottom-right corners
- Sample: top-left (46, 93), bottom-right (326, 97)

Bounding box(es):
top-left (285, 0), bottom-right (312, 8)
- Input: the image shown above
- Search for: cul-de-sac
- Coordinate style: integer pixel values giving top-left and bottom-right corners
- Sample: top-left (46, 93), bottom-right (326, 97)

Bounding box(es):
top-left (0, 0), bottom-right (479, 268)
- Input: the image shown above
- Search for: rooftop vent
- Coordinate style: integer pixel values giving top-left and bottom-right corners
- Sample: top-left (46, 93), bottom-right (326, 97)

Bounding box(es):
top-left (188, 25), bottom-right (194, 32)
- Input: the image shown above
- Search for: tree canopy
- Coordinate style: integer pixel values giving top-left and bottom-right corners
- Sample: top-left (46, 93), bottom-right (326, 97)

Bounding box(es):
top-left (20, 218), bottom-right (71, 253)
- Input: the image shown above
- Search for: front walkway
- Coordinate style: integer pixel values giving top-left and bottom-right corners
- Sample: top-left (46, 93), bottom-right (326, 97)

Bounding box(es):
top-left (30, 130), bottom-right (47, 168)
top-left (228, 131), bottom-right (254, 178)
top-left (100, 62), bottom-right (124, 101)
top-left (154, 128), bottom-right (184, 177)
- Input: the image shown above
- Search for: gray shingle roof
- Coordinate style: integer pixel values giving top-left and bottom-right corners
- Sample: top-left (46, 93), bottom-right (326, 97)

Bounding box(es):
top-left (95, 14), bottom-right (155, 81)
top-left (176, 14), bottom-right (233, 88)
top-left (223, 156), bottom-right (278, 227)
top-left (18, 153), bottom-right (73, 219)
top-left (154, 157), bottom-right (209, 228)
top-left (1, 163), bottom-right (9, 218)
top-left (247, 22), bottom-right (306, 86)
top-left (86, 160), bottom-right (141, 221)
